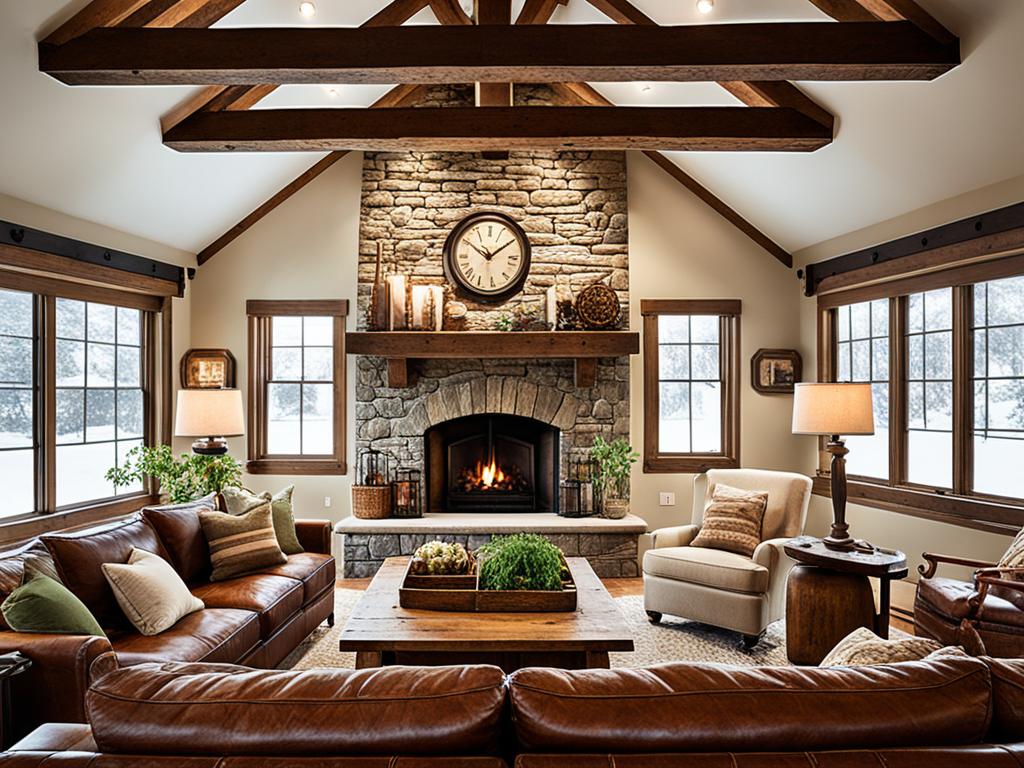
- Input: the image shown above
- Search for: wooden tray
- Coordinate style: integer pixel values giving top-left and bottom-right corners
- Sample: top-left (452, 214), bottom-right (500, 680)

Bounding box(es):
top-left (398, 557), bottom-right (578, 612)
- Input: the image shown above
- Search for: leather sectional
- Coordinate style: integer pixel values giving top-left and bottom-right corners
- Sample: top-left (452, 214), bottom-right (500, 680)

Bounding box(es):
top-left (0, 501), bottom-right (335, 741)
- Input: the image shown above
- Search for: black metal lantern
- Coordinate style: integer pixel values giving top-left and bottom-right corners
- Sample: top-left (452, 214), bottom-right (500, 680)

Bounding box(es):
top-left (357, 448), bottom-right (390, 487)
top-left (392, 469), bottom-right (422, 518)
top-left (560, 455), bottom-right (599, 517)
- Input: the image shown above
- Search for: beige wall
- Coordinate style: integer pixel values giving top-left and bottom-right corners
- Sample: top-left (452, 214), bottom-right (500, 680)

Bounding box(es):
top-left (187, 153), bottom-right (362, 523)
top-left (626, 153), bottom-right (806, 535)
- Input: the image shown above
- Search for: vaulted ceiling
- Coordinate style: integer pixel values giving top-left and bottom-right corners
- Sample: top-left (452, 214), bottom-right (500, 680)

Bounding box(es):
top-left (2, 0), bottom-right (1022, 257)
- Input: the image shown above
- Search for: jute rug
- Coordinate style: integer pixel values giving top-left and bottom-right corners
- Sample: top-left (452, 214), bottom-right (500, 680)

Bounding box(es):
top-left (280, 587), bottom-right (798, 670)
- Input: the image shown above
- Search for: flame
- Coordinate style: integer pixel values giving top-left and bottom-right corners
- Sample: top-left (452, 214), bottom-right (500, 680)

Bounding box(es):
top-left (479, 459), bottom-right (505, 488)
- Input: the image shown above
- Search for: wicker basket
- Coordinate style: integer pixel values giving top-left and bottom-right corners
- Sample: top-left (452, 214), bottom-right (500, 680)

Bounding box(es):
top-left (352, 485), bottom-right (391, 519)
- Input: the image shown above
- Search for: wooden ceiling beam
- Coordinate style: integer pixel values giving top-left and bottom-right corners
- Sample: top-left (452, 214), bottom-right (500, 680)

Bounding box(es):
top-left (583, 0), bottom-right (654, 25)
top-left (117, 0), bottom-right (245, 27)
top-left (41, 23), bottom-right (959, 86)
top-left (806, 0), bottom-right (956, 46)
top-left (429, 0), bottom-right (472, 25)
top-left (515, 0), bottom-right (567, 25)
top-left (473, 0), bottom-right (514, 160)
top-left (549, 82), bottom-right (792, 268)
top-left (163, 105), bottom-right (833, 153)
top-left (44, 0), bottom-right (152, 45)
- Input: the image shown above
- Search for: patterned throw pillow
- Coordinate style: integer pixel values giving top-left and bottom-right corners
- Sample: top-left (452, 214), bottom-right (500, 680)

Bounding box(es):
top-left (691, 484), bottom-right (768, 557)
top-left (820, 627), bottom-right (943, 667)
top-left (221, 486), bottom-right (303, 555)
top-left (198, 504), bottom-right (287, 582)
top-left (999, 526), bottom-right (1024, 568)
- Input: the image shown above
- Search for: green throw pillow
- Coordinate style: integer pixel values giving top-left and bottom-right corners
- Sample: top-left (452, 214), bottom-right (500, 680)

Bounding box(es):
top-left (221, 485), bottom-right (303, 555)
top-left (1, 572), bottom-right (105, 637)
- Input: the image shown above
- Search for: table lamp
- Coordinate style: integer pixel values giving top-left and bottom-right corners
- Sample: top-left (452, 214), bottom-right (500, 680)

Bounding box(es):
top-left (174, 389), bottom-right (245, 455)
top-left (792, 382), bottom-right (874, 551)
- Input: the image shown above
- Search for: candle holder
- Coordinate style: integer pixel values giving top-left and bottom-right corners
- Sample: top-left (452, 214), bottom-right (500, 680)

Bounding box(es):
top-left (352, 449), bottom-right (392, 520)
top-left (559, 455), bottom-right (599, 517)
top-left (392, 469), bottom-right (422, 518)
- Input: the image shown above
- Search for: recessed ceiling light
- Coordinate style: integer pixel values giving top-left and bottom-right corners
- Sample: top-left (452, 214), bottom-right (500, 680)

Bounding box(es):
top-left (696, 0), bottom-right (714, 14)
top-left (299, 2), bottom-right (316, 18)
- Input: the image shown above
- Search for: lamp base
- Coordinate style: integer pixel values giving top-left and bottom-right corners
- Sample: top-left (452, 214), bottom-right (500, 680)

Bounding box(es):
top-left (822, 533), bottom-right (856, 551)
top-left (191, 437), bottom-right (228, 456)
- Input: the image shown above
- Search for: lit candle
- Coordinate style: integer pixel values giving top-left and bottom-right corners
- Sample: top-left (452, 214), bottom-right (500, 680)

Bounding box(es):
top-left (429, 285), bottom-right (444, 331)
top-left (387, 274), bottom-right (407, 330)
top-left (410, 285), bottom-right (430, 330)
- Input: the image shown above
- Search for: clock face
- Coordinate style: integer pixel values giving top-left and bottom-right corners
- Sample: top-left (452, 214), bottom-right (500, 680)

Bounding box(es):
top-left (443, 213), bottom-right (531, 302)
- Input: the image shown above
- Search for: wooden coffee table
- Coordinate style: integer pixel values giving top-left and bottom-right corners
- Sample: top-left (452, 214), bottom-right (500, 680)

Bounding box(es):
top-left (339, 556), bottom-right (634, 672)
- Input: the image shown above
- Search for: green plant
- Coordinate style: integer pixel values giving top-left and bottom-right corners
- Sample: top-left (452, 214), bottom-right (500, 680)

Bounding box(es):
top-left (105, 444), bottom-right (242, 503)
top-left (590, 436), bottom-right (639, 500)
top-left (477, 534), bottom-right (565, 591)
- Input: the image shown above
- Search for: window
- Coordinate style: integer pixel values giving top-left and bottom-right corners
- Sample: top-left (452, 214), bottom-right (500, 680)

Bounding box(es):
top-left (817, 260), bottom-right (1024, 530)
top-left (642, 299), bottom-right (740, 473)
top-left (0, 288), bottom-right (34, 517)
top-left (246, 300), bottom-right (347, 475)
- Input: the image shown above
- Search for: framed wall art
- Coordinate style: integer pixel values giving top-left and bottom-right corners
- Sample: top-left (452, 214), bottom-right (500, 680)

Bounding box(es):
top-left (181, 348), bottom-right (236, 389)
top-left (751, 348), bottom-right (802, 394)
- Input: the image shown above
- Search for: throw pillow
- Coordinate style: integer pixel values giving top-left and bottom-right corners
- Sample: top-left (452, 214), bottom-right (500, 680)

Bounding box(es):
top-left (820, 627), bottom-right (943, 667)
top-left (101, 548), bottom-right (204, 636)
top-left (691, 484), bottom-right (768, 557)
top-left (221, 486), bottom-right (303, 555)
top-left (199, 504), bottom-right (287, 582)
top-left (999, 526), bottom-right (1024, 568)
top-left (1, 572), bottom-right (105, 637)
top-left (0, 540), bottom-right (61, 630)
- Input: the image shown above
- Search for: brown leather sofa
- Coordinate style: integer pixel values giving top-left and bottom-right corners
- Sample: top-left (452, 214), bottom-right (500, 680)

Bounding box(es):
top-left (0, 499), bottom-right (335, 741)
top-left (4, 654), bottom-right (1024, 767)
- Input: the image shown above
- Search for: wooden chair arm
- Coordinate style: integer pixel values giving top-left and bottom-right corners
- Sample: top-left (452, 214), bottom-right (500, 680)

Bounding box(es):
top-left (918, 552), bottom-right (998, 579)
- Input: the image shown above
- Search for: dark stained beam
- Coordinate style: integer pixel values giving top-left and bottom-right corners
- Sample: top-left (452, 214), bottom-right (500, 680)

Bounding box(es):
top-left (473, 0), bottom-right (513, 160)
top-left (806, 0), bottom-right (956, 46)
top-left (40, 22), bottom-right (960, 86)
top-left (718, 81), bottom-right (833, 129)
top-left (583, 0), bottom-right (654, 25)
top-left (117, 0), bottom-right (246, 27)
top-left (515, 0), bottom-right (567, 24)
top-left (163, 105), bottom-right (833, 153)
top-left (429, 0), bottom-right (472, 24)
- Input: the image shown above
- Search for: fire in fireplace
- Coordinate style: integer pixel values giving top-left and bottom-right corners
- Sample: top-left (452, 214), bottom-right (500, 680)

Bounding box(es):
top-left (425, 413), bottom-right (559, 514)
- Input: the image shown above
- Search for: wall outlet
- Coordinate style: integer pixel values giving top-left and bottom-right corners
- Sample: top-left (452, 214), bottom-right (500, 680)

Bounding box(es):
top-left (324, 496), bottom-right (332, 508)
top-left (659, 492), bottom-right (676, 507)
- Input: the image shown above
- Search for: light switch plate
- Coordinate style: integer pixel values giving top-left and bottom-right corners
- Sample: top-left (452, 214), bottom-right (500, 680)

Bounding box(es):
top-left (659, 492), bottom-right (675, 507)
top-left (324, 496), bottom-right (332, 508)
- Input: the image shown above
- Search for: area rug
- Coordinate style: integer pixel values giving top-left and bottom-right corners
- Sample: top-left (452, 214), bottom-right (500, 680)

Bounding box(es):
top-left (280, 587), bottom-right (800, 670)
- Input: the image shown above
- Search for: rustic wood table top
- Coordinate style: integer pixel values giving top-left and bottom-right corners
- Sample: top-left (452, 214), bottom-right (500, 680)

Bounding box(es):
top-left (338, 556), bottom-right (635, 653)
top-left (784, 536), bottom-right (909, 579)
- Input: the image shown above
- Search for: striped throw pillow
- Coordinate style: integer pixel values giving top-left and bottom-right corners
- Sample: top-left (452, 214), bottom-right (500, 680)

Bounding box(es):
top-left (198, 504), bottom-right (286, 582)
top-left (690, 483), bottom-right (767, 558)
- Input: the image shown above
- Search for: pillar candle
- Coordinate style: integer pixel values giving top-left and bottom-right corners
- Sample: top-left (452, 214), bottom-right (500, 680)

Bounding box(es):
top-left (410, 285), bottom-right (431, 330)
top-left (429, 285), bottom-right (445, 331)
top-left (387, 274), bottom-right (407, 330)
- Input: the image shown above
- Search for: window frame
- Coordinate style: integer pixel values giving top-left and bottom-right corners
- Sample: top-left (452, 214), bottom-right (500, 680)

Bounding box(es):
top-left (641, 299), bottom-right (741, 474)
top-left (246, 299), bottom-right (348, 476)
top-left (815, 252), bottom-right (1024, 534)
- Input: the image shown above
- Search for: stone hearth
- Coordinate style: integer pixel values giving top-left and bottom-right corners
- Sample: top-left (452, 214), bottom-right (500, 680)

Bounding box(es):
top-left (336, 513), bottom-right (646, 579)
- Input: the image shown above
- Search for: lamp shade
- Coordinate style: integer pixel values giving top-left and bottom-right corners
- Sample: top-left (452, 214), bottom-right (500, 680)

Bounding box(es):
top-left (791, 383), bottom-right (874, 436)
top-left (174, 389), bottom-right (245, 437)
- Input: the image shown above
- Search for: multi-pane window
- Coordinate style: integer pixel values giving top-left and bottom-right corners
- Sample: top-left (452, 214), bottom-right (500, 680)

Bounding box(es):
top-left (0, 289), bottom-right (34, 518)
top-left (55, 299), bottom-right (144, 506)
top-left (973, 275), bottom-right (1024, 499)
top-left (835, 299), bottom-right (889, 479)
top-left (906, 288), bottom-right (953, 488)
top-left (247, 300), bottom-right (347, 475)
top-left (642, 300), bottom-right (740, 473)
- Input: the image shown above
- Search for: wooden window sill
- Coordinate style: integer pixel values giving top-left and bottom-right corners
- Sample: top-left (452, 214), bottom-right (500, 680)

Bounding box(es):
top-left (644, 455), bottom-right (739, 474)
top-left (246, 459), bottom-right (347, 476)
top-left (0, 493), bottom-right (159, 545)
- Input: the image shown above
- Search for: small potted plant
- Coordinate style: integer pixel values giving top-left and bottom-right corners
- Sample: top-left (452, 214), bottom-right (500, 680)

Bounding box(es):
top-left (590, 436), bottom-right (639, 519)
top-left (477, 534), bottom-right (566, 592)
top-left (106, 444), bottom-right (242, 504)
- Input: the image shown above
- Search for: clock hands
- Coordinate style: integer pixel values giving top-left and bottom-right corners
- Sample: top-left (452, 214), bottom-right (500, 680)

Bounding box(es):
top-left (490, 239), bottom-right (516, 258)
top-left (466, 241), bottom-right (491, 260)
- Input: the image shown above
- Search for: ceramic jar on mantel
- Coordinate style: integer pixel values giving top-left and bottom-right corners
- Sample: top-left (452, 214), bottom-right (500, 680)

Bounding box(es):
top-left (603, 498), bottom-right (629, 519)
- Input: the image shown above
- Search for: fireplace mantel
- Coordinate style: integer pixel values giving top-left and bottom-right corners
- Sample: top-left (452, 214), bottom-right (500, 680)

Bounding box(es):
top-left (346, 331), bottom-right (640, 387)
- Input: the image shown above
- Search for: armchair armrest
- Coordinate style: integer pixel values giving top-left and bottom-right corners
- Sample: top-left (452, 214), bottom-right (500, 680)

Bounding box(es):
top-left (295, 519), bottom-right (333, 555)
top-left (753, 538), bottom-right (796, 618)
top-left (650, 525), bottom-right (700, 550)
top-left (918, 552), bottom-right (997, 579)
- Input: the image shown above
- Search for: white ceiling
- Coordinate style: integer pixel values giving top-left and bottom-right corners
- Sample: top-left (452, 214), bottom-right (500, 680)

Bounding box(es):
top-left (1, 0), bottom-right (1022, 256)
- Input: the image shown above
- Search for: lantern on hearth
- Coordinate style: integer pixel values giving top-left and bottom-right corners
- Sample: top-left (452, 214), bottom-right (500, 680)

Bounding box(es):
top-left (392, 469), bottom-right (422, 518)
top-left (352, 449), bottom-right (391, 520)
top-left (560, 455), bottom-right (599, 518)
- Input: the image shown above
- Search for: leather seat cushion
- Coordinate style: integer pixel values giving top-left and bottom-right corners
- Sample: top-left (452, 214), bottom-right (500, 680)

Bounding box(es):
top-left (192, 575), bottom-right (304, 638)
top-left (141, 495), bottom-right (218, 584)
top-left (918, 577), bottom-right (1024, 628)
top-left (643, 546), bottom-right (769, 594)
top-left (254, 553), bottom-right (335, 604)
top-left (111, 608), bottom-right (259, 666)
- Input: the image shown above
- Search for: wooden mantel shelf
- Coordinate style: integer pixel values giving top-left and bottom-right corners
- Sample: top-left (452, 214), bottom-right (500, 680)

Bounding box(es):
top-left (345, 331), bottom-right (639, 388)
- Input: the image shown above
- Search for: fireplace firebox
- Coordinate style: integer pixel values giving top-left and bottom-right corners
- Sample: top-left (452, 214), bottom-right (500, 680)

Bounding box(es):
top-left (425, 414), bottom-right (559, 514)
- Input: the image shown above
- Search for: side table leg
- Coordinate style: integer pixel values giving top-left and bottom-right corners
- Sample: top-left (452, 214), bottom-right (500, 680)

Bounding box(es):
top-left (355, 651), bottom-right (383, 669)
top-left (876, 577), bottom-right (892, 639)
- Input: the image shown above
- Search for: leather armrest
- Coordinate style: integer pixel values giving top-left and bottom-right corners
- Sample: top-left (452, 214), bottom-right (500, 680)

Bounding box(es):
top-left (0, 631), bottom-right (112, 736)
top-left (650, 525), bottom-right (699, 550)
top-left (295, 519), bottom-right (333, 555)
top-left (919, 552), bottom-right (998, 579)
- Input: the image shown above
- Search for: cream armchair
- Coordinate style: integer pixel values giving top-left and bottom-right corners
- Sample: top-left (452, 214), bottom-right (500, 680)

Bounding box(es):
top-left (643, 468), bottom-right (812, 649)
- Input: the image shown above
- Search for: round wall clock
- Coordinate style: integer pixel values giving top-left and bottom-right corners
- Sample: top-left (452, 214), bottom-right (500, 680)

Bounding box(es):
top-left (442, 211), bottom-right (531, 303)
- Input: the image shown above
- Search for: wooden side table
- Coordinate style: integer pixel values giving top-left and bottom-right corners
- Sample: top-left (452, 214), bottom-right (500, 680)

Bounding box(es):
top-left (783, 537), bottom-right (908, 665)
top-left (0, 652), bottom-right (31, 749)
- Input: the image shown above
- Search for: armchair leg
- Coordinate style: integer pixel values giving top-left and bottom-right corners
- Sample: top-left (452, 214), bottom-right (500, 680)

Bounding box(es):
top-left (646, 610), bottom-right (663, 624)
top-left (741, 632), bottom-right (764, 651)
top-left (327, 612), bottom-right (335, 628)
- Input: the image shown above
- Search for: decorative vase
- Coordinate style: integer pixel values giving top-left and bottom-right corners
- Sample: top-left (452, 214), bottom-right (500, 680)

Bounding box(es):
top-left (603, 497), bottom-right (629, 519)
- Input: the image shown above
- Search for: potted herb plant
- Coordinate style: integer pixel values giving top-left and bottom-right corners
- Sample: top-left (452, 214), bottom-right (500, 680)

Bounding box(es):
top-left (590, 436), bottom-right (639, 519)
top-left (477, 534), bottom-right (567, 592)
top-left (105, 444), bottom-right (242, 504)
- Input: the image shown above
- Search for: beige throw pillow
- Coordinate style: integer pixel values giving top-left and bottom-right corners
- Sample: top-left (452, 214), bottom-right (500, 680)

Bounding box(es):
top-left (691, 484), bottom-right (767, 557)
top-left (199, 504), bottom-right (286, 582)
top-left (820, 627), bottom-right (943, 667)
top-left (101, 548), bottom-right (204, 636)
top-left (999, 526), bottom-right (1024, 569)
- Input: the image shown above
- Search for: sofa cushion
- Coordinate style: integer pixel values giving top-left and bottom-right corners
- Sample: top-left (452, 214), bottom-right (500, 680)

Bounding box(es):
top-left (919, 577), bottom-right (1024, 629)
top-left (820, 626), bottom-right (943, 667)
top-left (110, 608), bottom-right (259, 667)
top-left (222, 486), bottom-right (303, 555)
top-left (1, 572), bottom-right (106, 637)
top-left (191, 574), bottom-right (303, 638)
top-left (255, 553), bottom-right (335, 604)
top-left (141, 494), bottom-right (218, 585)
top-left (86, 662), bottom-right (507, 757)
top-left (508, 656), bottom-right (993, 754)
top-left (43, 516), bottom-right (170, 630)
top-left (199, 505), bottom-right (287, 582)
top-left (0, 540), bottom-right (59, 630)
top-left (643, 546), bottom-right (769, 594)
top-left (983, 657), bottom-right (1024, 742)
top-left (691, 484), bottom-right (767, 557)
top-left (102, 548), bottom-right (205, 636)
